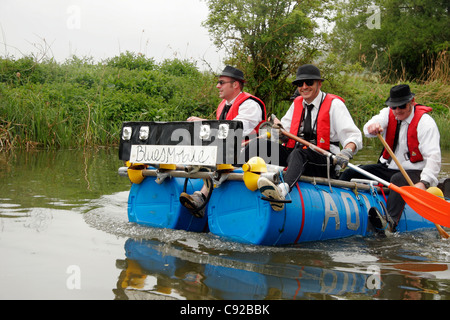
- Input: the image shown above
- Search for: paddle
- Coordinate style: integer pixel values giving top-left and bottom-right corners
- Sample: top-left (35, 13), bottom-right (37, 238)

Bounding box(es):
top-left (377, 133), bottom-right (449, 238)
top-left (241, 131), bottom-right (271, 147)
top-left (279, 128), bottom-right (450, 228)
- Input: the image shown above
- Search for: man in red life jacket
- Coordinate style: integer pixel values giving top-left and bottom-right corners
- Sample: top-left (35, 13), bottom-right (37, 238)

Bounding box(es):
top-left (181, 66), bottom-right (266, 217)
top-left (340, 84), bottom-right (441, 233)
top-left (186, 65), bottom-right (266, 137)
top-left (257, 64), bottom-right (363, 211)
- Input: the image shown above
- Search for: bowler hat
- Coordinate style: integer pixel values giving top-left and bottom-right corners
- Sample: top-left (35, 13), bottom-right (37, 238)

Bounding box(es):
top-left (385, 84), bottom-right (415, 107)
top-left (218, 65), bottom-right (245, 82)
top-left (292, 64), bottom-right (324, 85)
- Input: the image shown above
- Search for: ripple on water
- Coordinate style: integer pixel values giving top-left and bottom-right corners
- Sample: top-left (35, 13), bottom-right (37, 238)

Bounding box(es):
top-left (82, 191), bottom-right (450, 272)
top-left (81, 191), bottom-right (301, 255)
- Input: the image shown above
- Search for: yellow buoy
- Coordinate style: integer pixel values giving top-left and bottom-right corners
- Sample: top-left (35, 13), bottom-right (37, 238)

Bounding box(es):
top-left (128, 168), bottom-right (145, 184)
top-left (159, 164), bottom-right (177, 170)
top-left (242, 157), bottom-right (267, 191)
top-left (427, 186), bottom-right (444, 198)
top-left (242, 156), bottom-right (267, 173)
top-left (216, 164), bottom-right (235, 171)
top-left (243, 171), bottom-right (260, 191)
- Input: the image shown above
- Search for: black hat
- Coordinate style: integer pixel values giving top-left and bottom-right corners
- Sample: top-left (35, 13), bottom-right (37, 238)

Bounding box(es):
top-left (385, 84), bottom-right (415, 107)
top-left (292, 64), bottom-right (324, 85)
top-left (218, 65), bottom-right (245, 82)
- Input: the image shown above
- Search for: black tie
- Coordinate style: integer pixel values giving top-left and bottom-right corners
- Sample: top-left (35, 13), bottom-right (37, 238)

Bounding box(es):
top-left (303, 104), bottom-right (314, 140)
top-left (392, 120), bottom-right (401, 152)
top-left (219, 103), bottom-right (232, 120)
top-left (386, 120), bottom-right (401, 164)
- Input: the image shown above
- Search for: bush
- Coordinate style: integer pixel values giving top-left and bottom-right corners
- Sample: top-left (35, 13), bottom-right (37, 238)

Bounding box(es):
top-left (0, 53), bottom-right (447, 150)
top-left (105, 51), bottom-right (156, 71)
top-left (0, 55), bottom-right (219, 148)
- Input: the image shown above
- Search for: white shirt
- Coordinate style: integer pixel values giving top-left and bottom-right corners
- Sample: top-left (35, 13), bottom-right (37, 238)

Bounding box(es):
top-left (280, 91), bottom-right (363, 155)
top-left (364, 106), bottom-right (441, 186)
top-left (228, 92), bottom-right (263, 137)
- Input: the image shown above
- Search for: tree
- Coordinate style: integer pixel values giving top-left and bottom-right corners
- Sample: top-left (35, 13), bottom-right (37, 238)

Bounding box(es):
top-left (203, 0), bottom-right (328, 107)
top-left (330, 0), bottom-right (449, 81)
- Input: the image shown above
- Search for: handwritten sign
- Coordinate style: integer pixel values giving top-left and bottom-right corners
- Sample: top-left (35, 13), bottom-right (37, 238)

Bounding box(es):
top-left (129, 144), bottom-right (218, 166)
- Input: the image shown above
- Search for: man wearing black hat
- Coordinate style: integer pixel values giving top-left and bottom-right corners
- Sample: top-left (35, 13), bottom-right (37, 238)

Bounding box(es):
top-left (257, 64), bottom-right (363, 211)
top-left (182, 65), bottom-right (267, 217)
top-left (187, 65), bottom-right (266, 137)
top-left (340, 84), bottom-right (441, 232)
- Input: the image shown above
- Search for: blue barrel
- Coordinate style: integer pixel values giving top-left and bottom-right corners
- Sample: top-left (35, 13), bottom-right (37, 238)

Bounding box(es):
top-left (128, 176), bottom-right (208, 232)
top-left (126, 172), bottom-right (435, 243)
top-left (396, 204), bottom-right (435, 232)
top-left (208, 180), bottom-right (385, 245)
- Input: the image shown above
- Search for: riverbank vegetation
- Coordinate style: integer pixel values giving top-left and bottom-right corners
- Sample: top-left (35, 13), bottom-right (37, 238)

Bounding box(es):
top-left (1, 0), bottom-right (449, 150)
top-left (0, 51), bottom-right (448, 150)
top-left (0, 53), bottom-right (218, 149)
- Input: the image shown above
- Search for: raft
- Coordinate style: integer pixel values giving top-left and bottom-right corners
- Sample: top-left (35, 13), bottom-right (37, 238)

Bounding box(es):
top-left (118, 120), bottom-right (440, 246)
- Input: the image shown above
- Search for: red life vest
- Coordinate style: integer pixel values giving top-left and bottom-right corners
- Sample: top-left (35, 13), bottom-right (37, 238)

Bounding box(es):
top-left (286, 94), bottom-right (345, 150)
top-left (216, 92), bottom-right (267, 134)
top-left (382, 104), bottom-right (432, 163)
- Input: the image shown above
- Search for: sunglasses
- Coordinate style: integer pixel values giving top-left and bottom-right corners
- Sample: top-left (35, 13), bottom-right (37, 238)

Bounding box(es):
top-left (296, 79), bottom-right (315, 87)
top-left (389, 104), bottom-right (408, 110)
top-left (217, 80), bottom-right (235, 85)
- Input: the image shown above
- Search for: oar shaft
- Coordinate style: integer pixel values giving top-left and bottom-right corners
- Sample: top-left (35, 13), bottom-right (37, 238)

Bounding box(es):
top-left (280, 129), bottom-right (333, 157)
top-left (347, 163), bottom-right (391, 187)
top-left (377, 133), bottom-right (414, 185)
top-left (241, 131), bottom-right (270, 147)
top-left (280, 129), bottom-right (392, 187)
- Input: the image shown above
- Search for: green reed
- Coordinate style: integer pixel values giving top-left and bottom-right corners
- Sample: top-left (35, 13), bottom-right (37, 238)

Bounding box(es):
top-left (0, 54), bottom-right (219, 149)
top-left (0, 53), bottom-right (448, 150)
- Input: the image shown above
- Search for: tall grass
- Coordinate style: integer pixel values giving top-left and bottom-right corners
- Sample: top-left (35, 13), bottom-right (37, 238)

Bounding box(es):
top-left (414, 50), bottom-right (450, 149)
top-left (1, 52), bottom-right (448, 150)
top-left (420, 50), bottom-right (449, 85)
top-left (0, 53), bottom-right (219, 149)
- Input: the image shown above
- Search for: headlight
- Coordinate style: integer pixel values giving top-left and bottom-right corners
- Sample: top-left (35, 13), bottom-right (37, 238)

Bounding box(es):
top-left (199, 124), bottom-right (211, 140)
top-left (218, 123), bottom-right (229, 139)
top-left (122, 126), bottom-right (132, 141)
top-left (139, 126), bottom-right (149, 141)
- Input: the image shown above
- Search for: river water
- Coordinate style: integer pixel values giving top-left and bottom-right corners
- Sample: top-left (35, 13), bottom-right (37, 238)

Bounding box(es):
top-left (0, 147), bottom-right (449, 301)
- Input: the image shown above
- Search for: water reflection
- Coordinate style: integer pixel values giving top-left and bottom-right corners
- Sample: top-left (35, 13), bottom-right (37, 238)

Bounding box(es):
top-left (114, 238), bottom-right (381, 300)
top-left (0, 148), bottom-right (130, 211)
top-left (1, 147), bottom-right (449, 300)
top-left (112, 233), bottom-right (450, 300)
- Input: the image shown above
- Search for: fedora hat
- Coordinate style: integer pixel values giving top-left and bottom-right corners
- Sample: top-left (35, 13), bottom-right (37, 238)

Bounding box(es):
top-left (385, 84), bottom-right (415, 107)
top-left (292, 64), bottom-right (324, 85)
top-left (218, 65), bottom-right (245, 82)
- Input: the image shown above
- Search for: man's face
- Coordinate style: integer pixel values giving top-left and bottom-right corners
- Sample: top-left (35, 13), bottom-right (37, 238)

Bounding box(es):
top-left (298, 79), bottom-right (322, 104)
top-left (392, 100), bottom-right (414, 121)
top-left (216, 76), bottom-right (237, 101)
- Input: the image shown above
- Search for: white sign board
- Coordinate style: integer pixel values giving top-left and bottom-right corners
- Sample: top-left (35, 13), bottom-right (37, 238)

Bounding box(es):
top-left (129, 144), bottom-right (218, 166)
